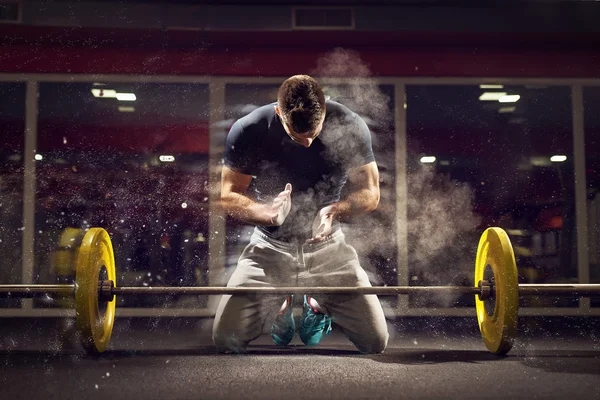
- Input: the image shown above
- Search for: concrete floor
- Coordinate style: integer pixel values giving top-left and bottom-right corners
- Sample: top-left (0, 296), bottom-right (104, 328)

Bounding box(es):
top-left (1, 317), bottom-right (599, 400)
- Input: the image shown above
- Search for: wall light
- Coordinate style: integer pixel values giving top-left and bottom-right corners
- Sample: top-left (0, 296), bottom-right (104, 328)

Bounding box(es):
top-left (159, 155), bottom-right (175, 162)
top-left (479, 92), bottom-right (507, 101)
top-left (499, 95), bottom-right (521, 103)
top-left (420, 156), bottom-right (436, 164)
top-left (550, 155), bottom-right (567, 163)
top-left (116, 93), bottom-right (137, 101)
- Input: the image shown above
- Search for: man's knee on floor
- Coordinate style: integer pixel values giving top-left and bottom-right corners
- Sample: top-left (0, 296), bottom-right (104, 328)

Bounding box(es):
top-left (212, 330), bottom-right (249, 354)
top-left (355, 330), bottom-right (389, 354)
top-left (212, 321), bottom-right (250, 354)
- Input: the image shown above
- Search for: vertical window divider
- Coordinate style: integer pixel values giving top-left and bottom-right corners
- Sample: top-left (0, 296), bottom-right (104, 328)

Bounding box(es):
top-left (394, 81), bottom-right (409, 314)
top-left (572, 85), bottom-right (591, 311)
top-left (21, 79), bottom-right (38, 310)
top-left (207, 78), bottom-right (227, 313)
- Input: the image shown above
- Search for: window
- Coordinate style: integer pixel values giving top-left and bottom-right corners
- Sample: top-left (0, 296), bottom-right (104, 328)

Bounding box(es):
top-left (35, 82), bottom-right (211, 308)
top-left (584, 86), bottom-right (600, 307)
top-left (0, 82), bottom-right (25, 308)
top-left (406, 85), bottom-right (576, 307)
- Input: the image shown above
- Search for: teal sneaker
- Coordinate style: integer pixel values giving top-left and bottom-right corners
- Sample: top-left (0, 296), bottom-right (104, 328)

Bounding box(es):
top-left (299, 295), bottom-right (332, 346)
top-left (270, 295), bottom-right (295, 346)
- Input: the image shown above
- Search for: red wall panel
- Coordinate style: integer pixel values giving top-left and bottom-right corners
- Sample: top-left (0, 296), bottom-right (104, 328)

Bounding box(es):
top-left (1, 27), bottom-right (599, 77)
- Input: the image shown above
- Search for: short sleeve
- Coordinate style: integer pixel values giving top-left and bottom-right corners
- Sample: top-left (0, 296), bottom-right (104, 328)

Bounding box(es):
top-left (224, 120), bottom-right (258, 175)
top-left (346, 114), bottom-right (375, 169)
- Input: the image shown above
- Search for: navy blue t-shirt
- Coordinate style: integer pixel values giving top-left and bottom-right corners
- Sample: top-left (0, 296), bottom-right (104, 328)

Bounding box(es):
top-left (224, 100), bottom-right (374, 241)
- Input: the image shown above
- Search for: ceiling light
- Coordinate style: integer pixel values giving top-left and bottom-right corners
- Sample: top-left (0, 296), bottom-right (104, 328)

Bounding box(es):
top-left (118, 106), bottom-right (135, 113)
top-left (479, 84), bottom-right (504, 89)
top-left (91, 89), bottom-right (117, 98)
top-left (34, 154), bottom-right (43, 161)
top-left (498, 107), bottom-right (516, 113)
top-left (116, 93), bottom-right (137, 101)
top-left (499, 95), bottom-right (521, 103)
top-left (550, 155), bottom-right (567, 163)
top-left (420, 156), bottom-right (436, 164)
top-left (530, 156), bottom-right (550, 167)
top-left (479, 92), bottom-right (507, 101)
top-left (159, 155), bottom-right (175, 162)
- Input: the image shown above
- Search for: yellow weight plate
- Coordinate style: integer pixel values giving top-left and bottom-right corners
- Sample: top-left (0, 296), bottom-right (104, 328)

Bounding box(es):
top-left (52, 227), bottom-right (85, 309)
top-left (474, 227), bottom-right (519, 355)
top-left (75, 228), bottom-right (116, 353)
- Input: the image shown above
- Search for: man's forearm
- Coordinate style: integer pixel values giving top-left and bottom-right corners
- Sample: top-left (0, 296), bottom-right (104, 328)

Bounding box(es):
top-left (221, 192), bottom-right (274, 226)
top-left (332, 187), bottom-right (380, 222)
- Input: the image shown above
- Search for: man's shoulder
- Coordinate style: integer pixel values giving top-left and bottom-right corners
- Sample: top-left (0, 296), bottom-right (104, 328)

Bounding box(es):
top-left (325, 100), bottom-right (359, 123)
top-left (326, 99), bottom-right (352, 115)
top-left (237, 103), bottom-right (277, 131)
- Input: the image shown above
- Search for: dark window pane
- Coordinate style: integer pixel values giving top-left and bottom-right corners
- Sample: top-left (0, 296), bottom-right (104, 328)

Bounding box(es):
top-left (0, 82), bottom-right (25, 308)
top-left (406, 85), bottom-right (575, 308)
top-left (584, 87), bottom-right (600, 307)
top-left (35, 82), bottom-right (210, 308)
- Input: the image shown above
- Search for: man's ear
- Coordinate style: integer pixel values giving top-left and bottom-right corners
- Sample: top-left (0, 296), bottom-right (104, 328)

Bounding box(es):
top-left (274, 105), bottom-right (281, 116)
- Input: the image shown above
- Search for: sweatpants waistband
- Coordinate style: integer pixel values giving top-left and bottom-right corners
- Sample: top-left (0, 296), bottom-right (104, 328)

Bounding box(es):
top-left (252, 227), bottom-right (344, 252)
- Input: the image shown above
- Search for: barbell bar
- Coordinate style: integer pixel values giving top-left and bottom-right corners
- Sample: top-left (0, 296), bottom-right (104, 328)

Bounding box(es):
top-left (0, 227), bottom-right (598, 355)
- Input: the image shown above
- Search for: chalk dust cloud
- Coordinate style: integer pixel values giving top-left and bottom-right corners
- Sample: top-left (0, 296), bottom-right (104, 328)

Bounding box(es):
top-left (312, 48), bottom-right (481, 307)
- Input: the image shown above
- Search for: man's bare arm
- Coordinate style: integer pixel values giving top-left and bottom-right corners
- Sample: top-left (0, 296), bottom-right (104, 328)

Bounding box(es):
top-left (220, 166), bottom-right (291, 226)
top-left (333, 161), bottom-right (380, 221)
top-left (307, 161), bottom-right (379, 243)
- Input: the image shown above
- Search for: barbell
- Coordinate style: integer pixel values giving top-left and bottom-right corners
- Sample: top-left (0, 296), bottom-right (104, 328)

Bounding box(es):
top-left (0, 227), bottom-right (598, 355)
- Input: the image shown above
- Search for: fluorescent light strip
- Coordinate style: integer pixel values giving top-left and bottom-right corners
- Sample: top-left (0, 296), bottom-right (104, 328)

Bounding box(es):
top-left (498, 107), bottom-right (516, 113)
top-left (116, 93), bottom-right (137, 101)
top-left (479, 84), bottom-right (504, 89)
top-left (550, 155), bottom-right (567, 163)
top-left (420, 156), bottom-right (436, 164)
top-left (499, 95), bottom-right (521, 103)
top-left (118, 106), bottom-right (135, 113)
top-left (479, 92), bottom-right (507, 101)
top-left (159, 155), bottom-right (175, 162)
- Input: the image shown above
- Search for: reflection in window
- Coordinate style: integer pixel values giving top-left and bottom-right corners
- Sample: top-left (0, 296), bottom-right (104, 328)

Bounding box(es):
top-left (406, 85), bottom-right (575, 307)
top-left (223, 83), bottom-right (397, 295)
top-left (584, 87), bottom-right (600, 307)
top-left (36, 82), bottom-right (211, 308)
top-left (0, 83), bottom-right (25, 308)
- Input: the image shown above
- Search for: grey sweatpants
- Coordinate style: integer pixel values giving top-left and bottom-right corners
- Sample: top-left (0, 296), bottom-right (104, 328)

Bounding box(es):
top-left (212, 227), bottom-right (389, 354)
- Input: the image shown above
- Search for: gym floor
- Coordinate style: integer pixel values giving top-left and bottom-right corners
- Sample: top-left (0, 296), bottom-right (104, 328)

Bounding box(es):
top-left (1, 317), bottom-right (599, 400)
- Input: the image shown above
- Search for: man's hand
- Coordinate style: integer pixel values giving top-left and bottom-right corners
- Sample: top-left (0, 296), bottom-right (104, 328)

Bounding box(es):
top-left (267, 183), bottom-right (292, 226)
top-left (306, 204), bottom-right (337, 244)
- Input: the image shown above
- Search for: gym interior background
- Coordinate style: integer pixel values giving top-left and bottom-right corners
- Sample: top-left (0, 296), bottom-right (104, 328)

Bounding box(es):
top-left (0, 1), bottom-right (599, 317)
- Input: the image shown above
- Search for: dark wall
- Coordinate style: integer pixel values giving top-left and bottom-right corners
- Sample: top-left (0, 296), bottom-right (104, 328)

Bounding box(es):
top-left (1, 26), bottom-right (600, 77)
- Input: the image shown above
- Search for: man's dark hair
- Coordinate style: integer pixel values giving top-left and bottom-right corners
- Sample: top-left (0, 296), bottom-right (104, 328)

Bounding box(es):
top-left (277, 75), bottom-right (326, 134)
